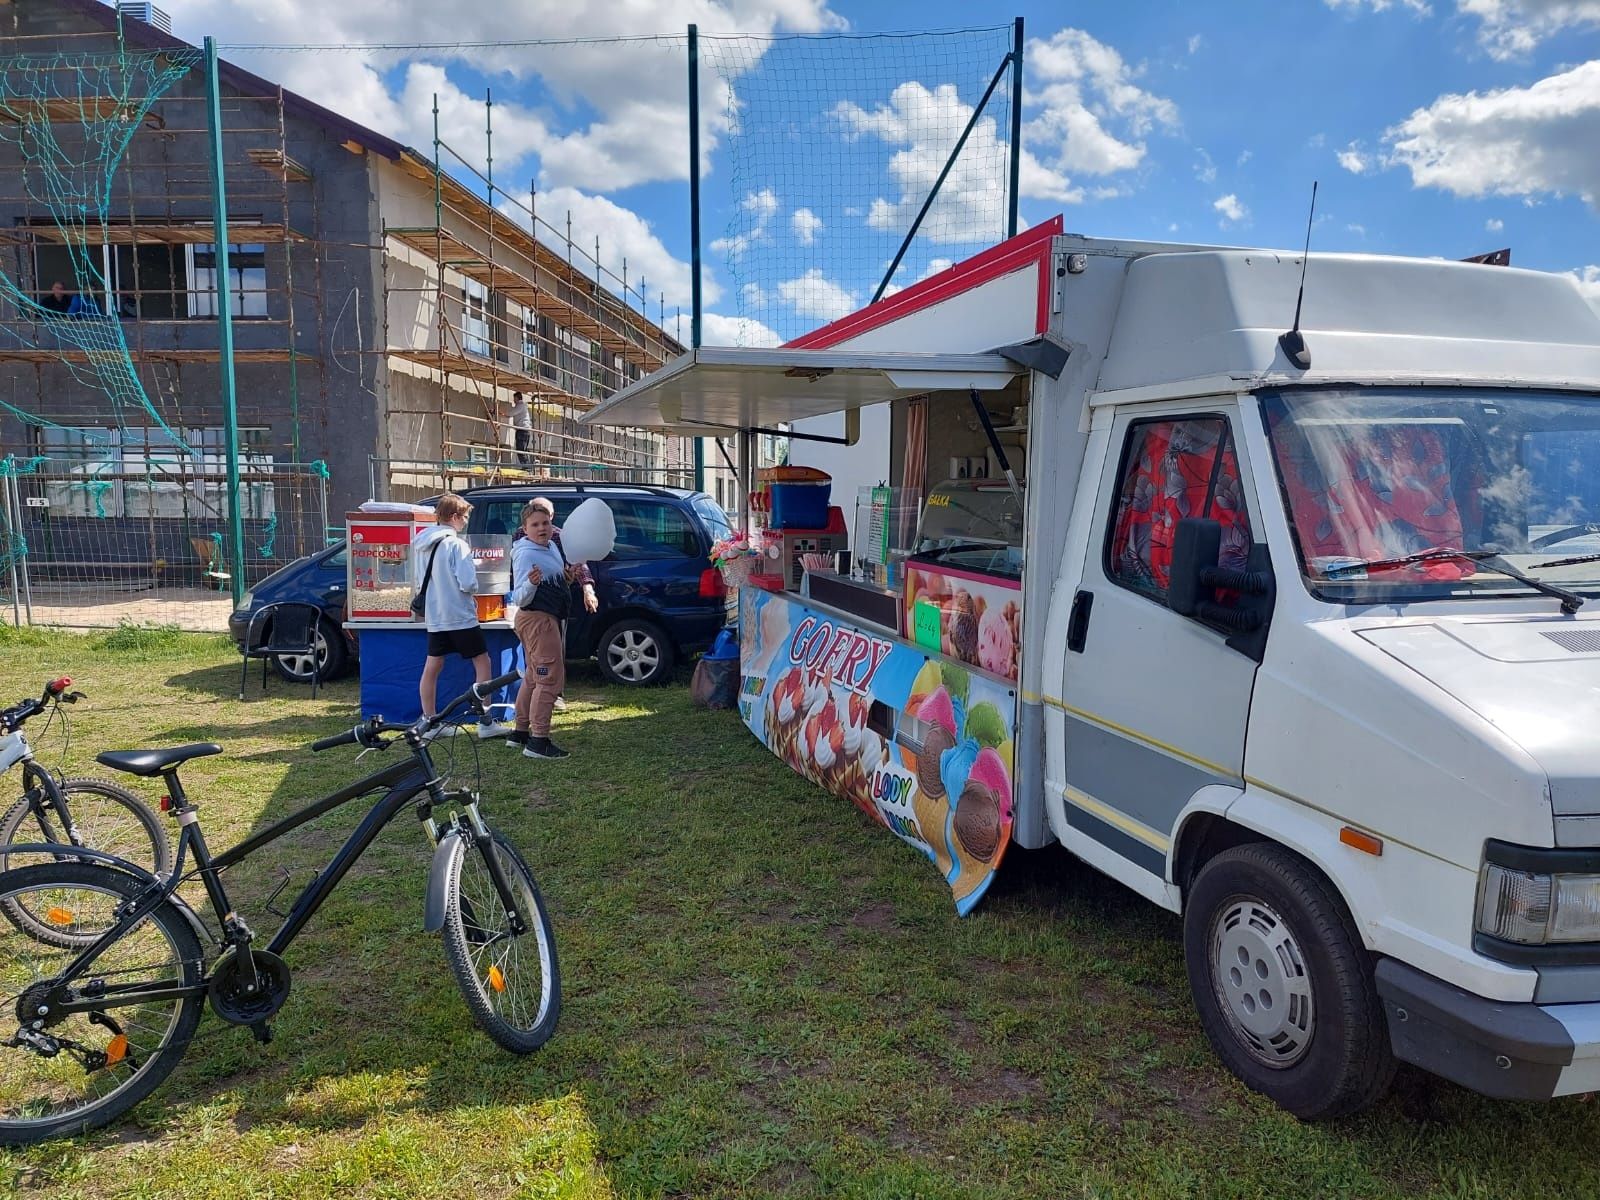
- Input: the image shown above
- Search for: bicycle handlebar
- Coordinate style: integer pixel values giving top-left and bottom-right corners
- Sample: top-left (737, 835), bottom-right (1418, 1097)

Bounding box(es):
top-left (310, 672), bottom-right (522, 754)
top-left (1, 677), bottom-right (86, 731)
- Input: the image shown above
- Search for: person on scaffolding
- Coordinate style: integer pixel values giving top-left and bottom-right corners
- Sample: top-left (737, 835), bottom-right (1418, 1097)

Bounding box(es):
top-left (38, 281), bottom-right (72, 316)
top-left (510, 391), bottom-right (534, 467)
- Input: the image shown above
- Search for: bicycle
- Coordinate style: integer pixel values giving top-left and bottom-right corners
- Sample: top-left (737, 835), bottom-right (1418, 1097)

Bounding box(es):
top-left (0, 678), bottom-right (169, 946)
top-left (0, 671), bottom-right (560, 1144)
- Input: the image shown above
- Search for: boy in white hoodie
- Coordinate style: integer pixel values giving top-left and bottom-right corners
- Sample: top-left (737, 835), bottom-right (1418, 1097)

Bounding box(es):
top-left (412, 494), bottom-right (506, 735)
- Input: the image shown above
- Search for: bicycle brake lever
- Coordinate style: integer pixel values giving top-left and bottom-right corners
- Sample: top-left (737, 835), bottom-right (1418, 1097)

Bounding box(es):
top-left (63, 692), bottom-right (84, 704)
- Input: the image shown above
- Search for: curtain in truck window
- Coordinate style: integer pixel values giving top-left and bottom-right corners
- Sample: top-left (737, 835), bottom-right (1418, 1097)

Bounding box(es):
top-left (1107, 416), bottom-right (1251, 599)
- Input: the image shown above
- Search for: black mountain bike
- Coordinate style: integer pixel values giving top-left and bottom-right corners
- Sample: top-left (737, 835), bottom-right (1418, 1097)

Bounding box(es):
top-left (0, 672), bottom-right (560, 1145)
top-left (0, 680), bottom-right (169, 928)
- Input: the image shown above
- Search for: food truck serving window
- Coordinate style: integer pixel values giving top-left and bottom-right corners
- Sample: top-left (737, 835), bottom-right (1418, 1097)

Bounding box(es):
top-left (912, 482), bottom-right (1025, 579)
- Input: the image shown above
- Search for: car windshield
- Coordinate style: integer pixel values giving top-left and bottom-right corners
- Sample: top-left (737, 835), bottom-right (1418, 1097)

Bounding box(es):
top-left (1261, 387), bottom-right (1600, 604)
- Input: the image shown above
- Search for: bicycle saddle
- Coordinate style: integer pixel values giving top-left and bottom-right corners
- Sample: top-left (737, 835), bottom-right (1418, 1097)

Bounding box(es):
top-left (96, 743), bottom-right (223, 778)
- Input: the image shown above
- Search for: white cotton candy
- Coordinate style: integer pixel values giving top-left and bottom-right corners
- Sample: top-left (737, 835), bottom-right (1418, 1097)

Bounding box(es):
top-left (559, 497), bottom-right (617, 564)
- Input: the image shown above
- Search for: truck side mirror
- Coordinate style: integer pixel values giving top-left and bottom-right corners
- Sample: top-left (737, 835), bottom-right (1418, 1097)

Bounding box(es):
top-left (1168, 518), bottom-right (1221, 618)
top-left (1168, 518), bottom-right (1277, 661)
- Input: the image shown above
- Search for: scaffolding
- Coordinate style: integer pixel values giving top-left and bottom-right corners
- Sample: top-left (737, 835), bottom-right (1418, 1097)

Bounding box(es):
top-left (374, 90), bottom-right (686, 499)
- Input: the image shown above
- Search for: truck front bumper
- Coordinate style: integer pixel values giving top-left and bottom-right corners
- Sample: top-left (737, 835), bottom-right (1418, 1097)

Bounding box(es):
top-left (1376, 958), bottom-right (1600, 1100)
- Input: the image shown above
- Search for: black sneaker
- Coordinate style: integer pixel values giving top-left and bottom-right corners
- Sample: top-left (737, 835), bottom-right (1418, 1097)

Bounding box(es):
top-left (505, 730), bottom-right (529, 749)
top-left (522, 736), bottom-right (569, 760)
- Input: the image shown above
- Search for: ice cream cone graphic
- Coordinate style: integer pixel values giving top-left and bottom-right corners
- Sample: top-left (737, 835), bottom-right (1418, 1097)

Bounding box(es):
top-left (949, 747), bottom-right (1014, 911)
top-left (910, 686), bottom-right (958, 875)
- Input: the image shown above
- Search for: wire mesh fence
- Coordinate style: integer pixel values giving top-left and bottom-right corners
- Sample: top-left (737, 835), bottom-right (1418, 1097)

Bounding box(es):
top-left (700, 26), bottom-right (1018, 344)
top-left (0, 455), bottom-right (328, 631)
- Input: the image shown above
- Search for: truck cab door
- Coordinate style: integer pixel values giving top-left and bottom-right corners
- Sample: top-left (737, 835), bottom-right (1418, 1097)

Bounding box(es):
top-left (1054, 404), bottom-right (1267, 886)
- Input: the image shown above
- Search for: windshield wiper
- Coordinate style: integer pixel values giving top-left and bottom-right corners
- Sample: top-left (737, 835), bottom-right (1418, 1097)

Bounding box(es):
top-left (1531, 553), bottom-right (1600, 570)
top-left (1322, 548), bottom-right (1584, 614)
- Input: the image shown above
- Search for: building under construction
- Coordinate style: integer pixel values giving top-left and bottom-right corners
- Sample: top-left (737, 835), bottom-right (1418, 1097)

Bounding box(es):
top-left (0, 0), bottom-right (690, 620)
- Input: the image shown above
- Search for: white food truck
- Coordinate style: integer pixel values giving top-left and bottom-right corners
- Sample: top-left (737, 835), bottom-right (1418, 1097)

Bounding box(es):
top-left (583, 218), bottom-right (1600, 1119)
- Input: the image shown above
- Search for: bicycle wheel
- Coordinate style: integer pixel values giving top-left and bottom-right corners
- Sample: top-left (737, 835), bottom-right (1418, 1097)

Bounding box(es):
top-left (440, 830), bottom-right (560, 1053)
top-left (0, 777), bottom-right (171, 949)
top-left (0, 863), bottom-right (204, 1145)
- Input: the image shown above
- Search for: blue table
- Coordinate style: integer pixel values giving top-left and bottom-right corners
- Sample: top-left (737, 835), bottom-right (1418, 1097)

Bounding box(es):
top-left (353, 625), bottom-right (522, 725)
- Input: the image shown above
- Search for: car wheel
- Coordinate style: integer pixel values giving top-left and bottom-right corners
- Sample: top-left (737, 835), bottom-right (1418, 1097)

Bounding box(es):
top-left (1183, 842), bottom-right (1395, 1120)
top-left (270, 618), bottom-right (349, 684)
top-left (597, 618), bottom-right (674, 686)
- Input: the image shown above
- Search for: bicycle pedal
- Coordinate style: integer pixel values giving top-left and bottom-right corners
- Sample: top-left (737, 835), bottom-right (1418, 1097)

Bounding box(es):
top-left (249, 1020), bottom-right (273, 1045)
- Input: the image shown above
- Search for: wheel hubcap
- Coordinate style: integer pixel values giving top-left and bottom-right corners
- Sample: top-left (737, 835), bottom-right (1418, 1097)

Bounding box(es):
top-left (1209, 897), bottom-right (1315, 1068)
top-left (607, 631), bottom-right (659, 682)
top-left (279, 632), bottom-right (328, 678)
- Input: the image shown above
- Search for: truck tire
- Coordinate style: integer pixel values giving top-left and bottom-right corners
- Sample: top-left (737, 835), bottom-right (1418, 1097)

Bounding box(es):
top-left (1183, 842), bottom-right (1395, 1120)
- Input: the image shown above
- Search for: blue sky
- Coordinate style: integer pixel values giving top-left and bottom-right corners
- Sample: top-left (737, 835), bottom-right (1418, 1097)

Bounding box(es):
top-left (166, 0), bottom-right (1600, 344)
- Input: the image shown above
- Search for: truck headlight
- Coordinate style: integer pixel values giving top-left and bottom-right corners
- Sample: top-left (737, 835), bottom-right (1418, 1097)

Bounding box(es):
top-left (1477, 863), bottom-right (1600, 944)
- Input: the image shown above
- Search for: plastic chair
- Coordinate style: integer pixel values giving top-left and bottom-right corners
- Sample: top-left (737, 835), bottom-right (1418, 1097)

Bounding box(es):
top-left (239, 601), bottom-right (323, 700)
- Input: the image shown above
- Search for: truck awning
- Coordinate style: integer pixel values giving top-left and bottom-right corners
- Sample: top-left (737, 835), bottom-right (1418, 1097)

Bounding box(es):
top-left (579, 346), bottom-right (1023, 434)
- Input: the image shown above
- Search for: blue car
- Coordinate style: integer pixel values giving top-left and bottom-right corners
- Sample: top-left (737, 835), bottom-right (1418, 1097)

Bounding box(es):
top-left (460, 482), bottom-right (734, 686)
top-left (231, 483), bottom-right (734, 688)
top-left (227, 541), bottom-right (355, 683)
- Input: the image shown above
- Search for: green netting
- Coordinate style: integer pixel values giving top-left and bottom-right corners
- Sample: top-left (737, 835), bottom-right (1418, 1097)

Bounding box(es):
top-left (0, 42), bottom-right (201, 447)
top-left (701, 28), bottom-right (1017, 345)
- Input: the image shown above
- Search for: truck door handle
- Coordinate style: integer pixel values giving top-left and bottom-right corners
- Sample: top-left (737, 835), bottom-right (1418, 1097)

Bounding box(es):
top-left (1067, 590), bottom-right (1093, 653)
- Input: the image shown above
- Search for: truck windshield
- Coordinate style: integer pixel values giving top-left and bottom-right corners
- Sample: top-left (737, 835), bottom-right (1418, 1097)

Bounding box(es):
top-left (1260, 387), bottom-right (1600, 605)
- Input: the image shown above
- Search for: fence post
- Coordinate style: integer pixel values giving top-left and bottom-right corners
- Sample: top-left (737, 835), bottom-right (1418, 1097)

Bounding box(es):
top-left (688, 25), bottom-right (706, 495)
top-left (2, 468), bottom-right (20, 627)
top-left (203, 36), bottom-right (246, 606)
top-left (7, 470), bottom-right (31, 624)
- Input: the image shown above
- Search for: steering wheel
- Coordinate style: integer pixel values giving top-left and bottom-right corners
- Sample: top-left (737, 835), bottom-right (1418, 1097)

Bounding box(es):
top-left (1530, 523), bottom-right (1600, 549)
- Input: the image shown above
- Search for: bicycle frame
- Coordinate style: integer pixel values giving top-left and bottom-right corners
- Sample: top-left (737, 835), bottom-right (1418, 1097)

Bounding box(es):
top-left (24, 745), bottom-right (482, 1019)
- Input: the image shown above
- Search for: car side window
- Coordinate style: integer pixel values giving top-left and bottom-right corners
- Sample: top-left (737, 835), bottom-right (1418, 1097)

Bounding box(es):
top-left (609, 500), bottom-right (699, 559)
top-left (479, 501), bottom-right (524, 538)
top-left (1105, 415), bottom-right (1251, 603)
top-left (327, 546), bottom-right (348, 570)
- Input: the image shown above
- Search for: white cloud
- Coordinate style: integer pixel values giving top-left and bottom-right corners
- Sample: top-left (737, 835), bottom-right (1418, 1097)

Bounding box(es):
top-left (835, 82), bottom-right (1071, 243)
top-left (792, 207), bottom-right (823, 246)
top-left (500, 185), bottom-right (715, 310)
top-left (776, 268), bottom-right (857, 320)
top-left (1338, 143), bottom-right (1371, 173)
top-left (1237, 149), bottom-right (1253, 166)
top-left (1027, 28), bottom-right (1180, 173)
top-left (1568, 265), bottom-right (1600, 315)
top-left (1347, 222), bottom-right (1368, 235)
top-left (1323, 0), bottom-right (1432, 13)
top-left (701, 312), bottom-right (783, 347)
top-left (1195, 148), bottom-right (1217, 183)
top-left (1486, 216), bottom-right (1505, 230)
top-left (1458, 0), bottom-right (1600, 60)
top-left (1214, 193), bottom-right (1249, 225)
top-left (1187, 34), bottom-right (1204, 54)
top-left (1384, 61), bottom-right (1600, 211)
top-left (1307, 132), bottom-right (1327, 149)
top-left (711, 188), bottom-right (780, 261)
top-left (165, 0), bottom-right (846, 192)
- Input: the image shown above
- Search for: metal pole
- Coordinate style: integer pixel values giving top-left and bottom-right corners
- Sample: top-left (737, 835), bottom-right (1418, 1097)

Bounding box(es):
top-left (688, 25), bottom-right (706, 494)
top-left (2, 470), bottom-right (21, 628)
top-left (688, 24), bottom-right (703, 351)
top-left (1008, 17), bottom-right (1024, 239)
top-left (204, 37), bottom-right (245, 606)
top-left (9, 472), bottom-right (31, 625)
top-left (873, 50), bottom-right (1015, 304)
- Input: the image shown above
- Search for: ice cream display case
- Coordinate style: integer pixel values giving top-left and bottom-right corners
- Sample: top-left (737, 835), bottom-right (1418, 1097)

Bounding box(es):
top-left (902, 480), bottom-right (1024, 684)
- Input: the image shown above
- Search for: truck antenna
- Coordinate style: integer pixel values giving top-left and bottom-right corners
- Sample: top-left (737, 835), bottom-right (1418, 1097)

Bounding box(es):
top-left (1278, 180), bottom-right (1318, 370)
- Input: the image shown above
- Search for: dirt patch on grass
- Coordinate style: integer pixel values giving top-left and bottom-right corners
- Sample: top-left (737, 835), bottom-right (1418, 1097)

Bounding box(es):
top-left (852, 900), bottom-right (897, 933)
top-left (1147, 1066), bottom-right (1225, 1126)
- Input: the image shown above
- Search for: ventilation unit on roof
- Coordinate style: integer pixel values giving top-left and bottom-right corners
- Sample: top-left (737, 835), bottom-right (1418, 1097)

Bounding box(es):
top-left (116, 3), bottom-right (173, 34)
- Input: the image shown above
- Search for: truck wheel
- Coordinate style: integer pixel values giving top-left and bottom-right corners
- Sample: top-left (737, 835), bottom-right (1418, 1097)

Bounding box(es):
top-left (597, 618), bottom-right (674, 686)
top-left (1183, 842), bottom-right (1395, 1120)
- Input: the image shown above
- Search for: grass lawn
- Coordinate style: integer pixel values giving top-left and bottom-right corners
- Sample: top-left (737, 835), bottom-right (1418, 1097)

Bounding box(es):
top-left (1, 625), bottom-right (1598, 1199)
